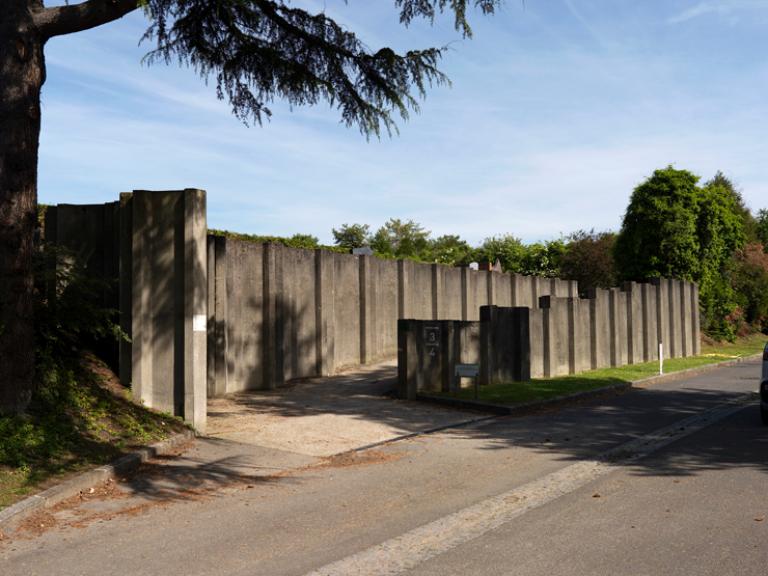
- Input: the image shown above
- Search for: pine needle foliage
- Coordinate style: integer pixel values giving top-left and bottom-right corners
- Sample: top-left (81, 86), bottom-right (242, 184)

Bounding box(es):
top-left (140, 0), bottom-right (501, 136)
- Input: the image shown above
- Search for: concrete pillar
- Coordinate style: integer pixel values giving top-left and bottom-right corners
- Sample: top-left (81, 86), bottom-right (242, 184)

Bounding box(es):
top-left (431, 263), bottom-right (443, 320)
top-left (530, 308), bottom-right (545, 378)
top-left (262, 243), bottom-right (284, 387)
top-left (487, 271), bottom-right (495, 306)
top-left (567, 297), bottom-right (591, 374)
top-left (441, 321), bottom-right (456, 392)
top-left (651, 278), bottom-right (669, 362)
top-left (397, 319), bottom-right (418, 400)
top-left (183, 189), bottom-right (207, 429)
top-left (640, 282), bottom-right (658, 362)
top-left (397, 259), bottom-right (413, 319)
top-left (691, 282), bottom-right (701, 355)
top-left (511, 274), bottom-right (522, 307)
top-left (131, 189), bottom-right (207, 432)
top-left (622, 282), bottom-right (643, 365)
top-left (667, 278), bottom-right (681, 358)
top-left (206, 235), bottom-right (229, 397)
top-left (359, 255), bottom-right (383, 364)
top-left (315, 249), bottom-right (335, 375)
top-left (608, 288), bottom-right (627, 367)
top-left (481, 306), bottom-right (532, 384)
top-left (480, 305), bottom-right (497, 386)
top-left (531, 277), bottom-right (541, 309)
top-left (681, 280), bottom-right (691, 357)
top-left (118, 192), bottom-right (133, 389)
top-left (587, 288), bottom-right (610, 370)
top-left (460, 267), bottom-right (470, 321)
top-left (539, 296), bottom-right (567, 377)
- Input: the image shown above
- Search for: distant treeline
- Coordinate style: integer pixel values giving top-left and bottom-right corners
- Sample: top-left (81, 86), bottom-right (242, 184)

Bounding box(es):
top-left (213, 167), bottom-right (768, 340)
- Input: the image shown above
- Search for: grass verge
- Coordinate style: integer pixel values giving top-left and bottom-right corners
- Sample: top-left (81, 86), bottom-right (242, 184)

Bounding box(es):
top-left (441, 333), bottom-right (768, 406)
top-left (0, 353), bottom-right (188, 511)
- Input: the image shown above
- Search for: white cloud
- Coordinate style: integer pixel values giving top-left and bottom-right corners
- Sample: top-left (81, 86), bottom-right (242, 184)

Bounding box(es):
top-left (666, 0), bottom-right (768, 25)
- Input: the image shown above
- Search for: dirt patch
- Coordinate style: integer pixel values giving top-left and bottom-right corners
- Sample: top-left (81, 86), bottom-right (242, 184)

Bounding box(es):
top-left (313, 449), bottom-right (405, 470)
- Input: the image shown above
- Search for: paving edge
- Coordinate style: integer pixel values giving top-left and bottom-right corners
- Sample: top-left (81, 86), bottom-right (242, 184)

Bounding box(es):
top-left (417, 352), bottom-right (764, 416)
top-left (0, 429), bottom-right (196, 531)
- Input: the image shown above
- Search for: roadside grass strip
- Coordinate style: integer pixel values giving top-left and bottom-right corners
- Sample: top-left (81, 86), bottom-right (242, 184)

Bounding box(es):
top-left (441, 334), bottom-right (767, 406)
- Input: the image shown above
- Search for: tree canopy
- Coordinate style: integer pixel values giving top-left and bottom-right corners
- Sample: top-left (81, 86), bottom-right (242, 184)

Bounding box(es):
top-left (0, 0), bottom-right (503, 414)
top-left (614, 166), bottom-right (747, 338)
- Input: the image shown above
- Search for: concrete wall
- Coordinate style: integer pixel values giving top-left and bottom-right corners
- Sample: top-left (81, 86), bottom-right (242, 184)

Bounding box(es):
top-left (47, 190), bottom-right (207, 431)
top-left (204, 235), bottom-right (578, 394)
top-left (46, 191), bottom-right (701, 417)
top-left (448, 278), bottom-right (700, 386)
top-left (44, 202), bottom-right (121, 368)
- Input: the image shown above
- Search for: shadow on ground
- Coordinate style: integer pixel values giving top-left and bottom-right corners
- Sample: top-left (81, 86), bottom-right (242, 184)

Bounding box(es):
top-left (208, 359), bottom-right (767, 479)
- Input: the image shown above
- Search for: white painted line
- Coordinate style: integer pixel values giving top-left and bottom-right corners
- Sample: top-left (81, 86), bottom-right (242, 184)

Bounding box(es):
top-left (304, 394), bottom-right (756, 576)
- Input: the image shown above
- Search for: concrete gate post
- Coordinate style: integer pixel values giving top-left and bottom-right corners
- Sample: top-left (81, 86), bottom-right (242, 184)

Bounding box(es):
top-left (130, 189), bottom-right (208, 432)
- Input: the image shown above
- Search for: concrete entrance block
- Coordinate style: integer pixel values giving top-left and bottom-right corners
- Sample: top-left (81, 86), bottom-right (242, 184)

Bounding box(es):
top-left (130, 189), bottom-right (207, 432)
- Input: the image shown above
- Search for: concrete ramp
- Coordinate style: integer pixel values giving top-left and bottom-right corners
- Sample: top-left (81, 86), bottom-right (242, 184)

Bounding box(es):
top-left (206, 360), bottom-right (482, 457)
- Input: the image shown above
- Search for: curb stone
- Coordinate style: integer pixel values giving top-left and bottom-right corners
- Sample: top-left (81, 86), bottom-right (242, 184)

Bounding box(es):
top-left (0, 429), bottom-right (195, 532)
top-left (630, 352), bottom-right (762, 387)
top-left (417, 352), bottom-right (764, 415)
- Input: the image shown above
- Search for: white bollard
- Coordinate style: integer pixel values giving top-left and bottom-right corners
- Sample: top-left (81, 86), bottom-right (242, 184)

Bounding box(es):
top-left (659, 342), bottom-right (664, 375)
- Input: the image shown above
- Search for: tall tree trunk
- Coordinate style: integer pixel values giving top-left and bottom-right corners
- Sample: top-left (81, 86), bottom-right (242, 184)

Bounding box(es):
top-left (0, 2), bottom-right (45, 413)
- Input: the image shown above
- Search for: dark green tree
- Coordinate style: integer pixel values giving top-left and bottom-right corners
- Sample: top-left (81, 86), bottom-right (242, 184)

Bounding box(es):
top-left (0, 0), bottom-right (501, 413)
top-left (520, 239), bottom-right (567, 277)
top-left (731, 243), bottom-right (768, 333)
top-left (560, 230), bottom-right (616, 293)
top-left (706, 172), bottom-right (757, 242)
top-left (614, 167), bottom-right (702, 281)
top-left (756, 209), bottom-right (768, 251)
top-left (371, 218), bottom-right (431, 259)
top-left (332, 224), bottom-right (371, 251)
top-left (427, 234), bottom-right (473, 265)
top-left (475, 234), bottom-right (526, 273)
top-left (615, 166), bottom-right (746, 339)
top-left (697, 176), bottom-right (746, 337)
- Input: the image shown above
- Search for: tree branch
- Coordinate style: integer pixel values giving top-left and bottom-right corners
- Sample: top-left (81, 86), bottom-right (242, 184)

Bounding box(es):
top-left (33, 0), bottom-right (139, 40)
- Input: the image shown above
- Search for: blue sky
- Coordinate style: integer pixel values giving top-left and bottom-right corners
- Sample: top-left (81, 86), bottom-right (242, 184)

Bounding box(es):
top-left (40, 0), bottom-right (768, 244)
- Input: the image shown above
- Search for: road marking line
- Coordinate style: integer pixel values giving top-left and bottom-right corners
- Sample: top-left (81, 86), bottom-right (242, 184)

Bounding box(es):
top-left (304, 393), bottom-right (756, 576)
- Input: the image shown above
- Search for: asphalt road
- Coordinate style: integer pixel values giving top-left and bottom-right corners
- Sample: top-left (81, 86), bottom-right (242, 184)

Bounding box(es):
top-left (2, 360), bottom-right (765, 576)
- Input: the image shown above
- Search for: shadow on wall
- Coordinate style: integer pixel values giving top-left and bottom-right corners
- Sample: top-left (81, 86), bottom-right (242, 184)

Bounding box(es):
top-left (207, 238), bottom-right (321, 396)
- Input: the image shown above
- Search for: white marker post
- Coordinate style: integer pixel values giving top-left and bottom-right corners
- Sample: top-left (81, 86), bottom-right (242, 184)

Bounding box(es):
top-left (659, 342), bottom-right (664, 375)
